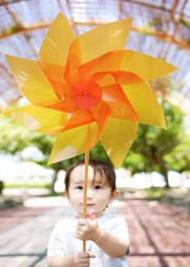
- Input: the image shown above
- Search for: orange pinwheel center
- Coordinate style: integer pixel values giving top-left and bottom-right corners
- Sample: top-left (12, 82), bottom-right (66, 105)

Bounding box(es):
top-left (72, 81), bottom-right (102, 110)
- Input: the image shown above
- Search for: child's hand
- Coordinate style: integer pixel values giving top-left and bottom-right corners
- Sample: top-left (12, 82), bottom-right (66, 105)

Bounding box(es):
top-left (75, 213), bottom-right (102, 241)
top-left (74, 251), bottom-right (95, 267)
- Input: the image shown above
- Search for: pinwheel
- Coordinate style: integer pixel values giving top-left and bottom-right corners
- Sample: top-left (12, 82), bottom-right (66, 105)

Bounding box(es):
top-left (4, 13), bottom-right (176, 250)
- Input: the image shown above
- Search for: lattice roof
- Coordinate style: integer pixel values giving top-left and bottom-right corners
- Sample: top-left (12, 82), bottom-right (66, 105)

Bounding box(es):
top-left (0, 0), bottom-right (190, 113)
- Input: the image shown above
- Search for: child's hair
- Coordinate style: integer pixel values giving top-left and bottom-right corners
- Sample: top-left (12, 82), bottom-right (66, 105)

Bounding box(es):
top-left (65, 159), bottom-right (116, 192)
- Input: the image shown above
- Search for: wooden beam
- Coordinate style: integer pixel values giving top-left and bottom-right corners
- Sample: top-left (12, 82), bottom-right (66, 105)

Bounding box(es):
top-left (0, 16), bottom-right (190, 51)
top-left (124, 0), bottom-right (171, 12)
top-left (0, 0), bottom-right (29, 7)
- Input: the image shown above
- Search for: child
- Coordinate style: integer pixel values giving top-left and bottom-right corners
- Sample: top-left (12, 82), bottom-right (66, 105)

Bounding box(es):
top-left (47, 159), bottom-right (130, 267)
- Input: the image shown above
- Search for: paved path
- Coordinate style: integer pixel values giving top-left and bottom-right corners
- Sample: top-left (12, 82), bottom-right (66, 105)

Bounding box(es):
top-left (0, 196), bottom-right (189, 267)
top-left (124, 198), bottom-right (190, 267)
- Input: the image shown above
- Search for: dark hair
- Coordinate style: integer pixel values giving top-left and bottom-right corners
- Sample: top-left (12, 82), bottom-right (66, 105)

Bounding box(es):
top-left (65, 159), bottom-right (116, 192)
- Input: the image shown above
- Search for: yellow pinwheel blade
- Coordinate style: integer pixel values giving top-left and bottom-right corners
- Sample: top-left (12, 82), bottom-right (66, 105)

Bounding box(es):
top-left (6, 56), bottom-right (57, 106)
top-left (4, 105), bottom-right (68, 134)
top-left (79, 50), bottom-right (176, 81)
top-left (5, 14), bottom-right (175, 168)
top-left (101, 118), bottom-right (138, 167)
top-left (39, 13), bottom-right (76, 65)
top-left (73, 18), bottom-right (132, 64)
top-left (123, 82), bottom-right (166, 128)
top-left (48, 122), bottom-right (98, 164)
top-left (121, 50), bottom-right (177, 81)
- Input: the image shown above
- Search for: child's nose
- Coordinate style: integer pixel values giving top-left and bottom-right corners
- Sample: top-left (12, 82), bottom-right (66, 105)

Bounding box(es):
top-left (86, 188), bottom-right (94, 199)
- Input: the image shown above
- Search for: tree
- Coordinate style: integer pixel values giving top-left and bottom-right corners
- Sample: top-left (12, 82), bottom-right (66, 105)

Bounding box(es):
top-left (0, 116), bottom-right (113, 193)
top-left (0, 117), bottom-right (56, 191)
top-left (0, 100), bottom-right (188, 190)
top-left (0, 117), bottom-right (93, 193)
top-left (0, 117), bottom-right (34, 153)
top-left (123, 100), bottom-right (185, 187)
top-left (165, 136), bottom-right (190, 173)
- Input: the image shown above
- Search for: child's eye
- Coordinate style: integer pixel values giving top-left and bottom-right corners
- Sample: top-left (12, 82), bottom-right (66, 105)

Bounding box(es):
top-left (94, 185), bottom-right (102, 190)
top-left (75, 186), bottom-right (83, 190)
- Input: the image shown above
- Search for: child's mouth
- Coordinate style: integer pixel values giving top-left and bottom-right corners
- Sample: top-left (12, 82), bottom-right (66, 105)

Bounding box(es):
top-left (84, 204), bottom-right (95, 208)
top-left (80, 203), bottom-right (95, 212)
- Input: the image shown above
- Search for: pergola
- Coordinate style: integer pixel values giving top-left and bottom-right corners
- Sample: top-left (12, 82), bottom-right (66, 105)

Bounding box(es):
top-left (0, 0), bottom-right (190, 113)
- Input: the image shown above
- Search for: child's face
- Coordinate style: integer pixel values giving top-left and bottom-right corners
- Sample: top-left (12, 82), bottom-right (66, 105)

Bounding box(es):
top-left (67, 164), bottom-right (115, 216)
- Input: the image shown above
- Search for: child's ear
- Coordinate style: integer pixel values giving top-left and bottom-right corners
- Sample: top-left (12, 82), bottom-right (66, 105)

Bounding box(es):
top-left (65, 191), bottom-right (69, 198)
top-left (110, 190), bottom-right (119, 201)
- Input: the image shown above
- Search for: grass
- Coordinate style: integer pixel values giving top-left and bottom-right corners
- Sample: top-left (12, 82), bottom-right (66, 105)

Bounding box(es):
top-left (0, 195), bottom-right (23, 209)
top-left (5, 181), bottom-right (51, 189)
top-left (145, 187), bottom-right (169, 201)
top-left (1, 182), bottom-right (52, 209)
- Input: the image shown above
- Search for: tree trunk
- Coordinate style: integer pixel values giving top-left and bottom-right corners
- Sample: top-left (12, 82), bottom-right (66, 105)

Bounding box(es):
top-left (164, 170), bottom-right (170, 188)
top-left (51, 169), bottom-right (59, 194)
top-left (0, 180), bottom-right (4, 195)
top-left (160, 165), bottom-right (170, 188)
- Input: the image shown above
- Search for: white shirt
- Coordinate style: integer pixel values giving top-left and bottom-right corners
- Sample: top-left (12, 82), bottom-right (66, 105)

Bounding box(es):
top-left (47, 211), bottom-right (129, 267)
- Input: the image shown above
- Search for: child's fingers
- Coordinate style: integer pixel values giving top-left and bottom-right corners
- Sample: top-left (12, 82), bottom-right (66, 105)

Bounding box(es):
top-left (74, 252), bottom-right (90, 265)
top-left (76, 219), bottom-right (88, 233)
top-left (77, 251), bottom-right (95, 258)
top-left (78, 218), bottom-right (86, 226)
top-left (76, 225), bottom-right (88, 237)
top-left (75, 232), bottom-right (84, 240)
top-left (75, 228), bottom-right (88, 240)
top-left (87, 251), bottom-right (96, 258)
top-left (74, 251), bottom-right (96, 267)
top-left (77, 219), bottom-right (89, 231)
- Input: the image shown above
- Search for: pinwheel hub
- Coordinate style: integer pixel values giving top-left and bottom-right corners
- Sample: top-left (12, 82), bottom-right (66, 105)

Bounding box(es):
top-left (72, 80), bottom-right (102, 110)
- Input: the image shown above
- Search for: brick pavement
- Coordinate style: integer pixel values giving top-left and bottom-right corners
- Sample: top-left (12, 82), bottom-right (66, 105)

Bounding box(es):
top-left (0, 206), bottom-right (51, 232)
top-left (0, 206), bottom-right (61, 267)
top-left (0, 197), bottom-right (190, 267)
top-left (124, 198), bottom-right (190, 267)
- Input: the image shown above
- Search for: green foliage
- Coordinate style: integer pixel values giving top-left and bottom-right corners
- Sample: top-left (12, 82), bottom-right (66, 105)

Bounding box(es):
top-left (5, 181), bottom-right (51, 189)
top-left (123, 152), bottom-right (146, 174)
top-left (90, 142), bottom-right (113, 164)
top-left (31, 134), bottom-right (53, 156)
top-left (164, 136), bottom-right (190, 172)
top-left (145, 187), bottom-right (168, 200)
top-left (1, 100), bottom-right (189, 190)
top-left (0, 198), bottom-right (23, 209)
top-left (123, 100), bottom-right (186, 180)
top-left (180, 18), bottom-right (190, 29)
top-left (0, 117), bottom-right (35, 153)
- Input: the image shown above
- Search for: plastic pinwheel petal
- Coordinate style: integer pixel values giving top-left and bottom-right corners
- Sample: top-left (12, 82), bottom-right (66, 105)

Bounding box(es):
top-left (100, 83), bottom-right (139, 121)
top-left (96, 71), bottom-right (166, 128)
top-left (123, 82), bottom-right (166, 128)
top-left (4, 106), bottom-right (68, 135)
top-left (79, 50), bottom-right (177, 81)
top-left (39, 13), bottom-right (76, 65)
top-left (6, 56), bottom-right (58, 106)
top-left (48, 122), bottom-right (98, 163)
top-left (101, 118), bottom-right (138, 167)
top-left (70, 18), bottom-right (132, 64)
top-left (5, 13), bottom-right (177, 166)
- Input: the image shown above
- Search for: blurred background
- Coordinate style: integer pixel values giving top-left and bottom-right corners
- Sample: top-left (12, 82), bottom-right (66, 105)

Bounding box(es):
top-left (0, 0), bottom-right (190, 267)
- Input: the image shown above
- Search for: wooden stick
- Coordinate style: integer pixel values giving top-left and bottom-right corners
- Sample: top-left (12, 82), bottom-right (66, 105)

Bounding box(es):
top-left (83, 151), bottom-right (89, 252)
